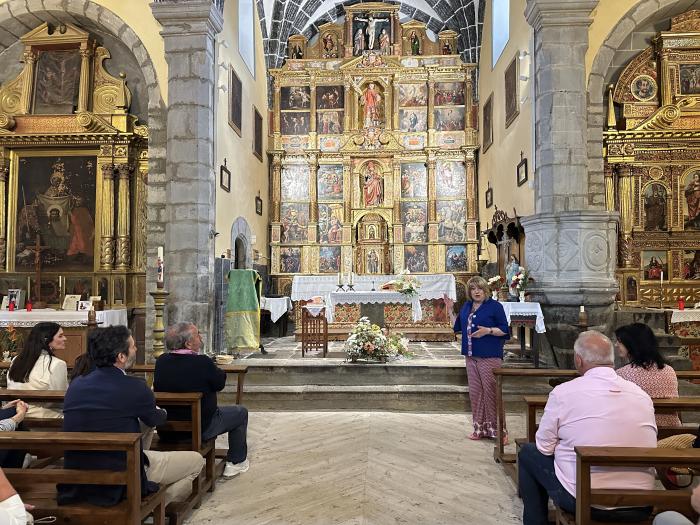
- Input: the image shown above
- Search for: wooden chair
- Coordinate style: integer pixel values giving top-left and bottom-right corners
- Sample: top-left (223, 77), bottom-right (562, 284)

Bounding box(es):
top-left (0, 431), bottom-right (165, 525)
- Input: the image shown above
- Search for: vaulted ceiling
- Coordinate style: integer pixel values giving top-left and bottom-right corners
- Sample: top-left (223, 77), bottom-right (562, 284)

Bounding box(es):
top-left (253, 0), bottom-right (486, 70)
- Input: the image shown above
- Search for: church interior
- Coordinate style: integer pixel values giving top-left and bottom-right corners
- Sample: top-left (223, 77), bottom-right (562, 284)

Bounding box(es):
top-left (0, 0), bottom-right (700, 523)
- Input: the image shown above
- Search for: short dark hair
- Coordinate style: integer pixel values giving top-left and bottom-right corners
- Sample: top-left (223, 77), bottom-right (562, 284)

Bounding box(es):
top-left (614, 323), bottom-right (665, 370)
top-left (88, 326), bottom-right (131, 368)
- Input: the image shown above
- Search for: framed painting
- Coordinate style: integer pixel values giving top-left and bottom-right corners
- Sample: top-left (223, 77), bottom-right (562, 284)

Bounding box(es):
top-left (446, 245), bottom-right (467, 272)
top-left (33, 49), bottom-right (81, 114)
top-left (280, 247), bottom-right (302, 273)
top-left (631, 74), bottom-right (657, 101)
top-left (318, 203), bottom-right (343, 243)
top-left (434, 82), bottom-right (465, 106)
top-left (281, 165), bottom-right (309, 200)
top-left (319, 246), bottom-right (341, 273)
top-left (316, 86), bottom-right (344, 110)
top-left (684, 250), bottom-right (700, 280)
top-left (435, 161), bottom-right (466, 198)
top-left (680, 65), bottom-right (700, 95)
top-left (399, 109), bottom-right (427, 132)
top-left (317, 165), bottom-right (344, 200)
top-left (434, 107), bottom-right (464, 131)
top-left (253, 106), bottom-right (263, 161)
top-left (483, 94), bottom-right (493, 152)
top-left (404, 245), bottom-right (429, 273)
top-left (65, 276), bottom-right (92, 297)
top-left (682, 169), bottom-right (700, 230)
top-left (517, 157), bottom-right (528, 187)
top-left (317, 110), bottom-right (343, 134)
top-left (505, 54), bottom-right (520, 128)
top-left (643, 182), bottom-right (667, 231)
top-left (255, 195), bottom-right (263, 216)
top-left (398, 84), bottom-right (428, 107)
top-left (400, 163), bottom-right (427, 198)
top-left (113, 276), bottom-right (125, 305)
top-left (352, 12), bottom-right (392, 55)
top-left (281, 112), bottom-right (310, 135)
top-left (229, 66), bottom-right (242, 136)
top-left (10, 153), bottom-right (97, 273)
top-left (281, 86), bottom-right (311, 110)
top-left (641, 250), bottom-right (667, 281)
top-left (220, 160), bottom-right (231, 192)
top-left (436, 200), bottom-right (466, 242)
top-left (485, 187), bottom-right (493, 209)
top-left (280, 203), bottom-right (309, 243)
top-left (401, 201), bottom-right (427, 243)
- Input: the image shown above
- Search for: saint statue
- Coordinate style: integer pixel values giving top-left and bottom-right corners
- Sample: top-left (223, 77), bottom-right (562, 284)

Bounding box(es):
top-left (354, 27), bottom-right (365, 56)
top-left (362, 162), bottom-right (383, 207)
top-left (644, 185), bottom-right (666, 231)
top-left (379, 29), bottom-right (390, 55)
top-left (367, 250), bottom-right (379, 274)
top-left (360, 83), bottom-right (382, 128)
top-left (410, 31), bottom-right (420, 55)
top-left (505, 255), bottom-right (520, 300)
top-left (685, 171), bottom-right (700, 228)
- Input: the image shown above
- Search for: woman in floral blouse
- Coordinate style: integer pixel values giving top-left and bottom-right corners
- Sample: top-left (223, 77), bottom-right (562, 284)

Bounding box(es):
top-left (615, 323), bottom-right (681, 427)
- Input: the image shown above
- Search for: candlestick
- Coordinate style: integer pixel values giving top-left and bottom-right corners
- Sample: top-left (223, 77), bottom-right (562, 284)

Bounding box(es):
top-left (157, 246), bottom-right (164, 289)
top-left (349, 271), bottom-right (353, 286)
top-left (337, 271), bottom-right (342, 286)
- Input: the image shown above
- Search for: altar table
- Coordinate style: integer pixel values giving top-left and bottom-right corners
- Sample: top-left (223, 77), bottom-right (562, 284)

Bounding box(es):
top-left (0, 308), bottom-right (128, 366)
top-left (326, 291), bottom-right (422, 323)
top-left (499, 302), bottom-right (546, 368)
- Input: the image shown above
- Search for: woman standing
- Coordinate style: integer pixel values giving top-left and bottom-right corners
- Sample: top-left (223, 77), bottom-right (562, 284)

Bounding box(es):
top-left (7, 322), bottom-right (68, 418)
top-left (454, 276), bottom-right (510, 441)
top-left (615, 323), bottom-right (681, 427)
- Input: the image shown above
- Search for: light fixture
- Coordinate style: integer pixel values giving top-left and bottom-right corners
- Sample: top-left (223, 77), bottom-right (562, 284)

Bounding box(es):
top-left (518, 50), bottom-right (529, 60)
top-left (219, 39), bottom-right (230, 48)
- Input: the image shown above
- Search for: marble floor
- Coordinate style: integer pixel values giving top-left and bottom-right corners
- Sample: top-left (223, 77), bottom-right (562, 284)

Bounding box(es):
top-left (186, 411), bottom-right (525, 525)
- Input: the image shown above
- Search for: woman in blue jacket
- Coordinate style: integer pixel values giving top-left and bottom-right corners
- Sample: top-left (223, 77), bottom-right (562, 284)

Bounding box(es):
top-left (454, 276), bottom-right (510, 442)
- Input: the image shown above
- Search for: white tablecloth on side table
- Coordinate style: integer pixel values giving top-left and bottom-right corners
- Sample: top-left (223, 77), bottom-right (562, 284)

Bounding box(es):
top-left (670, 309), bottom-right (700, 324)
top-left (500, 302), bottom-right (546, 333)
top-left (326, 291), bottom-right (422, 323)
top-left (0, 309), bottom-right (128, 328)
top-left (260, 297), bottom-right (293, 323)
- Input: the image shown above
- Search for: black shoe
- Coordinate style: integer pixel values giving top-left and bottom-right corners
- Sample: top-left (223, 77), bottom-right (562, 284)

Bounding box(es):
top-left (260, 345), bottom-right (268, 355)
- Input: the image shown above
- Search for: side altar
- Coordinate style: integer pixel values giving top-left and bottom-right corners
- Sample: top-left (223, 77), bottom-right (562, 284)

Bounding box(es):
top-left (291, 274), bottom-right (456, 341)
top-left (269, 2), bottom-right (477, 312)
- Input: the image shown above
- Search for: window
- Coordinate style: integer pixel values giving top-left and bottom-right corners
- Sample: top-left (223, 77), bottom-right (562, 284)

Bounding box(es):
top-left (253, 106), bottom-right (263, 161)
top-left (239, 0), bottom-right (255, 77)
top-left (491, 0), bottom-right (509, 68)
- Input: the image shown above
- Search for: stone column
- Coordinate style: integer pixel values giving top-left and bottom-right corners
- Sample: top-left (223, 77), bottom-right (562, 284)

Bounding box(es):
top-left (151, 0), bottom-right (223, 347)
top-left (20, 51), bottom-right (36, 114)
top-left (115, 163), bottom-right (132, 270)
top-left (523, 0), bottom-right (618, 332)
top-left (99, 163), bottom-right (115, 271)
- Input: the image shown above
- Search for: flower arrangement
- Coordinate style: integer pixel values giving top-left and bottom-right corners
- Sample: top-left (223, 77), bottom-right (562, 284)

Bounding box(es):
top-left (487, 275), bottom-right (504, 288)
top-left (344, 317), bottom-right (411, 362)
top-left (381, 269), bottom-right (421, 298)
top-left (510, 266), bottom-right (532, 292)
top-left (0, 325), bottom-right (23, 360)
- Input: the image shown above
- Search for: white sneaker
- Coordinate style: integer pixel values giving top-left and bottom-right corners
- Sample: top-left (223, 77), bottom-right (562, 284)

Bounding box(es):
top-left (223, 459), bottom-right (250, 479)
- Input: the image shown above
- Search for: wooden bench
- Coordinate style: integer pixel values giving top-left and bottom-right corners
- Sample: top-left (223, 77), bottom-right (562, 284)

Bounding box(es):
top-left (553, 446), bottom-right (700, 525)
top-left (0, 430), bottom-right (165, 525)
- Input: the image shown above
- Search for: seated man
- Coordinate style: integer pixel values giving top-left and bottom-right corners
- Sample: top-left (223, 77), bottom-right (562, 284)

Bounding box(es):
top-left (154, 322), bottom-right (249, 479)
top-left (518, 330), bottom-right (657, 525)
top-left (59, 326), bottom-right (205, 507)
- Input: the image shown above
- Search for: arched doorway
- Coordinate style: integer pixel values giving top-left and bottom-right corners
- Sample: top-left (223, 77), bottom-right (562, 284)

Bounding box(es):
top-left (234, 236), bottom-right (247, 269)
top-left (230, 217), bottom-right (253, 269)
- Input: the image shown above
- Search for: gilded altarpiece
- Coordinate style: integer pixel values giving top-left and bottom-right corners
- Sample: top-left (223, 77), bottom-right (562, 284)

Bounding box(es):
top-left (0, 24), bottom-right (148, 312)
top-left (269, 3), bottom-right (476, 338)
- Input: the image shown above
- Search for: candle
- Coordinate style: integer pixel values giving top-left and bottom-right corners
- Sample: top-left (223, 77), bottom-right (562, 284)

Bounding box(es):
top-left (337, 272), bottom-right (342, 285)
top-left (157, 246), bottom-right (164, 286)
top-left (349, 271), bottom-right (354, 285)
top-left (660, 271), bottom-right (664, 286)
top-left (580, 305), bottom-right (585, 313)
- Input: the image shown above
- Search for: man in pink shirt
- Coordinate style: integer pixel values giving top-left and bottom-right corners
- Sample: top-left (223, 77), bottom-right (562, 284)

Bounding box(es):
top-left (518, 330), bottom-right (657, 525)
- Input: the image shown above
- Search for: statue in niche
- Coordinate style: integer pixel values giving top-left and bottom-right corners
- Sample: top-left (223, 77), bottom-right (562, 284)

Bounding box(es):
top-left (362, 162), bottom-right (383, 207)
top-left (367, 249), bottom-right (380, 274)
top-left (442, 41), bottom-right (452, 55)
top-left (355, 15), bottom-right (388, 50)
top-left (626, 276), bottom-right (637, 301)
top-left (685, 171), bottom-right (700, 229)
top-left (379, 29), bottom-right (390, 55)
top-left (354, 27), bottom-right (365, 55)
top-left (644, 184), bottom-right (667, 231)
top-left (505, 255), bottom-right (520, 300)
top-left (322, 33), bottom-right (338, 59)
top-left (360, 83), bottom-right (383, 128)
top-left (410, 31), bottom-right (420, 55)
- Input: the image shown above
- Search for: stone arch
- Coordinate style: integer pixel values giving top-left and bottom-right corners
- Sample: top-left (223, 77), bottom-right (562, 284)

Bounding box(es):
top-left (586, 0), bottom-right (691, 206)
top-left (0, 0), bottom-right (167, 345)
top-left (230, 216), bottom-right (254, 269)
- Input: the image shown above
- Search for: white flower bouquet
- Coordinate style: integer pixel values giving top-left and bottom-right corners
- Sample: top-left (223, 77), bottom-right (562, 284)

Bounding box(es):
top-left (381, 269), bottom-right (421, 298)
top-left (344, 317), bottom-right (411, 362)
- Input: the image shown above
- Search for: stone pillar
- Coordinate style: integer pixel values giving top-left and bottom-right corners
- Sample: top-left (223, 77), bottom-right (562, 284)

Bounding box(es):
top-left (523, 0), bottom-right (618, 332)
top-left (116, 163), bottom-right (132, 270)
top-left (151, 0), bottom-right (223, 348)
top-left (99, 163), bottom-right (115, 271)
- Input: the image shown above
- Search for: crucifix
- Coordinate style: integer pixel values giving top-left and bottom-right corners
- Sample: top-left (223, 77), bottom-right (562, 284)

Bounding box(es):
top-left (31, 233), bottom-right (49, 309)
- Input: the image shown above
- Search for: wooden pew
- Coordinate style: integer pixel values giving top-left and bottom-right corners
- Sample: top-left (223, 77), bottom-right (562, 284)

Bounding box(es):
top-left (555, 446), bottom-right (700, 525)
top-left (493, 368), bottom-right (700, 465)
top-left (0, 431), bottom-right (165, 525)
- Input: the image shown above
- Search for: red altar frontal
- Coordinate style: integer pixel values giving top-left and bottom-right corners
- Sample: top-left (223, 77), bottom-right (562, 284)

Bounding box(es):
top-left (291, 274), bottom-right (456, 341)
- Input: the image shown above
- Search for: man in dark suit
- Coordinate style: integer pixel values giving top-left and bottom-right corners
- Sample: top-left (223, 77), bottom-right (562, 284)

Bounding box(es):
top-left (59, 326), bottom-right (204, 507)
top-left (154, 322), bottom-right (249, 480)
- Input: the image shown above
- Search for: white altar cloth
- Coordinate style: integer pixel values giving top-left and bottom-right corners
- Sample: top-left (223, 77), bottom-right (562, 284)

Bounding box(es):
top-left (0, 309), bottom-right (128, 328)
top-left (500, 302), bottom-right (546, 333)
top-left (670, 309), bottom-right (700, 324)
top-left (291, 274), bottom-right (456, 302)
top-left (260, 296), bottom-right (293, 323)
top-left (326, 291), bottom-right (422, 323)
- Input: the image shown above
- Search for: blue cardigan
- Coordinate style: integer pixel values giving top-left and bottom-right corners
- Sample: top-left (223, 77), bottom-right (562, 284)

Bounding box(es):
top-left (453, 298), bottom-right (510, 358)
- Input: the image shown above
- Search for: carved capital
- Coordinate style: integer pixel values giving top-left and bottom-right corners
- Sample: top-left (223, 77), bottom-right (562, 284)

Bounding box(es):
top-left (116, 163), bottom-right (133, 178)
top-left (101, 163), bottom-right (115, 179)
top-left (22, 50), bottom-right (37, 64)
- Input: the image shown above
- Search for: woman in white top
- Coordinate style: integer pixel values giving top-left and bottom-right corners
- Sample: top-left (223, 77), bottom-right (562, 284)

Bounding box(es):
top-left (7, 322), bottom-right (68, 418)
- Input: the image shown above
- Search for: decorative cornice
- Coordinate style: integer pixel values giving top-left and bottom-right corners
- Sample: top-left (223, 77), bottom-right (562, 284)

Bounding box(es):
top-left (525, 0), bottom-right (598, 32)
top-left (150, 0), bottom-right (224, 36)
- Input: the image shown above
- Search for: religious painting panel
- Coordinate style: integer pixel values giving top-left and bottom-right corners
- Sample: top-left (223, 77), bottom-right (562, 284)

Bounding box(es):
top-left (682, 169), bottom-right (700, 230)
top-left (683, 250), bottom-right (700, 280)
top-left (437, 200), bottom-right (467, 242)
top-left (280, 247), bottom-right (302, 273)
top-left (434, 107), bottom-right (464, 131)
top-left (319, 246), bottom-right (341, 273)
top-left (317, 110), bottom-right (344, 134)
top-left (281, 112), bottom-right (311, 135)
top-left (359, 82), bottom-right (385, 129)
top-left (321, 32), bottom-right (340, 59)
top-left (446, 245), bottom-right (467, 272)
top-left (113, 276), bottom-right (125, 305)
top-left (398, 84), bottom-right (428, 107)
top-left (352, 13), bottom-right (392, 55)
top-left (433, 83), bottom-right (465, 106)
top-left (364, 248), bottom-right (383, 274)
top-left (631, 74), bottom-right (657, 102)
top-left (97, 276), bottom-right (109, 303)
top-left (401, 135), bottom-right (426, 150)
top-left (65, 276), bottom-right (92, 298)
top-left (400, 163), bottom-right (427, 198)
top-left (483, 94), bottom-right (493, 152)
top-left (318, 203), bottom-right (343, 244)
top-left (33, 49), bottom-right (81, 114)
top-left (360, 161), bottom-right (384, 207)
top-left (404, 245), bottom-right (429, 273)
top-left (280, 203), bottom-right (309, 243)
top-left (281, 165), bottom-right (309, 201)
top-left (13, 155), bottom-right (97, 273)
top-left (641, 250), bottom-right (667, 280)
top-left (401, 201), bottom-right (427, 242)
top-left (399, 109), bottom-right (427, 132)
top-left (317, 165), bottom-right (344, 201)
top-left (316, 86), bottom-right (344, 110)
top-left (435, 161), bottom-right (466, 197)
top-left (643, 183), bottom-right (667, 231)
top-left (626, 276), bottom-right (638, 302)
top-left (280, 86), bottom-right (311, 110)
top-left (504, 55), bottom-right (519, 128)
top-left (680, 65), bottom-right (700, 95)
top-left (229, 67), bottom-right (243, 136)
